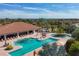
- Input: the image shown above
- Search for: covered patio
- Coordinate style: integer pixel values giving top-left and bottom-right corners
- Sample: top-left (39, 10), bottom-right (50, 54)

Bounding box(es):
top-left (0, 22), bottom-right (40, 41)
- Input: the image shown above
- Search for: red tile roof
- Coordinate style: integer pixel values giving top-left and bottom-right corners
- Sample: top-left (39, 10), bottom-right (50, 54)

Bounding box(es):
top-left (0, 22), bottom-right (40, 35)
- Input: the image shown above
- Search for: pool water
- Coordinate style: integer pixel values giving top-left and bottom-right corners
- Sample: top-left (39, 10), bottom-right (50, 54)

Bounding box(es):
top-left (9, 38), bottom-right (57, 56)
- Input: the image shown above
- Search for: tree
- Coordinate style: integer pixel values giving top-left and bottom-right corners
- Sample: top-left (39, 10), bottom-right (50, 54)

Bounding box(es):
top-left (38, 43), bottom-right (67, 56)
top-left (72, 28), bottom-right (79, 40)
top-left (65, 39), bottom-right (79, 56)
top-left (68, 41), bottom-right (79, 56)
top-left (54, 27), bottom-right (64, 34)
top-left (65, 25), bottom-right (76, 33)
top-left (65, 39), bottom-right (75, 53)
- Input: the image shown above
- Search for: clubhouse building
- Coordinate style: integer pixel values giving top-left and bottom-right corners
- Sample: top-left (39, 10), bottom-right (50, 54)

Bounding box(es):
top-left (0, 22), bottom-right (40, 41)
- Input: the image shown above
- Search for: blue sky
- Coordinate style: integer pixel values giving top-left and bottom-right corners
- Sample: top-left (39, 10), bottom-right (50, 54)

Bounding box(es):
top-left (0, 3), bottom-right (79, 18)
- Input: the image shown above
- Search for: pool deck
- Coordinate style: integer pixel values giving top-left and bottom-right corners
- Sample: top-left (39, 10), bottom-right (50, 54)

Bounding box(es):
top-left (0, 46), bottom-right (21, 56)
top-left (0, 32), bottom-right (70, 56)
top-left (0, 32), bottom-right (43, 56)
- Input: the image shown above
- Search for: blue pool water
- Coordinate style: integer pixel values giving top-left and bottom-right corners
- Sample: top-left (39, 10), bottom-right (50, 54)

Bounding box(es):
top-left (9, 38), bottom-right (57, 56)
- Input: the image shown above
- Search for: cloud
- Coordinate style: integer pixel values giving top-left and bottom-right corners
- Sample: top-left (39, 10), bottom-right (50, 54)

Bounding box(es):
top-left (0, 3), bottom-right (79, 19)
top-left (23, 7), bottom-right (52, 13)
top-left (0, 9), bottom-right (79, 19)
top-left (0, 9), bottom-right (41, 18)
top-left (0, 3), bottom-right (52, 13)
top-left (0, 3), bottom-right (21, 7)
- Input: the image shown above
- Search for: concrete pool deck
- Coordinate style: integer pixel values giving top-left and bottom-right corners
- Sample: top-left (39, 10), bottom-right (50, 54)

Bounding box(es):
top-left (0, 32), bottom-right (43, 56)
top-left (0, 33), bottom-right (70, 56)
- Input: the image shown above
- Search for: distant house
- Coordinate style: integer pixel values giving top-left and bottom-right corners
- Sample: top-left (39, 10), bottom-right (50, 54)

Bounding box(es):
top-left (0, 22), bottom-right (40, 41)
top-left (74, 23), bottom-right (79, 27)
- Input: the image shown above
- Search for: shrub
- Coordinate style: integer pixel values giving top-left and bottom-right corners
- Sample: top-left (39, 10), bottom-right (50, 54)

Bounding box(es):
top-left (5, 44), bottom-right (13, 50)
top-left (65, 39), bottom-right (75, 53)
top-left (68, 41), bottom-right (79, 56)
top-left (65, 39), bottom-right (79, 56)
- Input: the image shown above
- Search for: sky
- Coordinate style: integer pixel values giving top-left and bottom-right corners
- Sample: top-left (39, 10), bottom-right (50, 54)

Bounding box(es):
top-left (0, 3), bottom-right (79, 19)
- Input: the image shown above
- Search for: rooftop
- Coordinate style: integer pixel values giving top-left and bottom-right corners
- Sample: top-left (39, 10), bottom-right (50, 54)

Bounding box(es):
top-left (0, 22), bottom-right (40, 35)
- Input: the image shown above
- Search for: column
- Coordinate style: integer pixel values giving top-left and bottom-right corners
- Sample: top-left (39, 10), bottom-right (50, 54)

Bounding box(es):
top-left (27, 31), bottom-right (29, 35)
top-left (4, 35), bottom-right (7, 46)
top-left (17, 33), bottom-right (19, 38)
top-left (33, 30), bottom-right (36, 34)
top-left (4, 35), bottom-right (6, 41)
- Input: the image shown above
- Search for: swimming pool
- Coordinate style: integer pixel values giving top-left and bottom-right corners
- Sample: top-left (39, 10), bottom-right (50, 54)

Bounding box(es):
top-left (51, 33), bottom-right (70, 38)
top-left (9, 38), bottom-right (57, 56)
